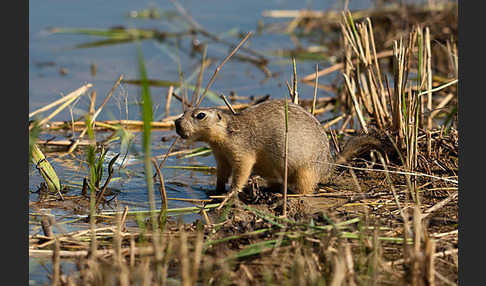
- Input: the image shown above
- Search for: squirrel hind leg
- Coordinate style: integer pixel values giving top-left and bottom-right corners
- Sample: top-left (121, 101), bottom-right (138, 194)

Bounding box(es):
top-left (294, 167), bottom-right (318, 194)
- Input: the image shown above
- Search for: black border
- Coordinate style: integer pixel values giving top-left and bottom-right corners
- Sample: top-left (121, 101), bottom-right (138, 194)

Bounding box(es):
top-left (4, 0), bottom-right (28, 284)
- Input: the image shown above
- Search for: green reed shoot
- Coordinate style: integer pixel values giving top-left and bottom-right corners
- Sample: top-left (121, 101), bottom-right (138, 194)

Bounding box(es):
top-left (136, 43), bottom-right (159, 232)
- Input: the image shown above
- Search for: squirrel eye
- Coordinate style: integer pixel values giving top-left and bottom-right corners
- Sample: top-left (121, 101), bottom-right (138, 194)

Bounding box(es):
top-left (195, 112), bottom-right (206, 120)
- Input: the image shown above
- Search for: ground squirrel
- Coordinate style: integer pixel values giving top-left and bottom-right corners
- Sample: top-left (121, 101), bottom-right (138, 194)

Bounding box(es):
top-left (175, 99), bottom-right (388, 194)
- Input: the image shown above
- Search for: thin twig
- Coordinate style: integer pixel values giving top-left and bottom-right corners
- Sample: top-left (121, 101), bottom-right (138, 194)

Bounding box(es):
top-left (165, 85), bottom-right (174, 117)
top-left (311, 64), bottom-right (319, 116)
top-left (421, 192), bottom-right (458, 219)
top-left (67, 75), bottom-right (123, 153)
top-left (192, 45), bottom-right (207, 106)
top-left (220, 93), bottom-right (237, 115)
top-left (152, 158), bottom-right (168, 211)
top-left (343, 74), bottom-right (369, 134)
top-left (156, 137), bottom-right (179, 176)
top-left (196, 31), bottom-right (253, 107)
top-left (330, 161), bottom-right (458, 184)
top-left (291, 57), bottom-right (298, 104)
top-left (282, 96), bottom-right (289, 217)
top-left (386, 248), bottom-right (457, 267)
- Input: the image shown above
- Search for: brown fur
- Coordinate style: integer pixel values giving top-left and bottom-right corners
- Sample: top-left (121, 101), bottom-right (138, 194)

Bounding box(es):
top-left (174, 99), bottom-right (388, 194)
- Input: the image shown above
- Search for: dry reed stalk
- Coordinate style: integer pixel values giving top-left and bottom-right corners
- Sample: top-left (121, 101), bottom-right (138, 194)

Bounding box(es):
top-left (201, 209), bottom-right (212, 225)
top-left (29, 248), bottom-right (124, 258)
top-left (425, 236), bottom-right (437, 286)
top-left (129, 235), bottom-right (135, 267)
top-left (36, 138), bottom-right (85, 155)
top-left (107, 119), bottom-right (174, 129)
top-left (120, 206), bottom-right (129, 232)
top-left (421, 192), bottom-right (457, 219)
top-left (386, 248), bottom-right (457, 267)
top-left (411, 205), bottom-right (422, 286)
top-left (343, 74), bottom-right (368, 134)
top-left (31, 84), bottom-right (92, 130)
top-left (285, 12), bottom-right (303, 34)
top-left (161, 103), bottom-right (251, 122)
top-left (393, 38), bottom-right (406, 140)
top-left (67, 75), bottom-right (123, 153)
top-left (291, 57), bottom-right (299, 104)
top-left (323, 114), bottom-right (346, 129)
top-left (426, 27), bottom-right (433, 131)
top-left (329, 162), bottom-right (457, 184)
top-left (67, 96), bottom-right (80, 138)
top-left (216, 188), bottom-right (239, 210)
top-left (302, 49), bottom-right (395, 82)
top-left (417, 79), bottom-right (458, 97)
top-left (114, 211), bottom-right (123, 268)
top-left (220, 93), bottom-right (237, 115)
top-left (159, 236), bottom-right (172, 285)
top-left (348, 168), bottom-right (362, 193)
top-left (151, 158), bottom-right (168, 211)
top-left (47, 119), bottom-right (174, 131)
top-left (429, 92), bottom-right (455, 119)
top-left (358, 72), bottom-right (375, 115)
top-left (52, 238), bottom-right (61, 286)
top-left (377, 152), bottom-right (411, 237)
top-left (329, 252), bottom-right (346, 286)
top-left (447, 37), bottom-right (458, 78)
top-left (263, 2), bottom-right (456, 19)
top-left (338, 115), bottom-right (352, 134)
top-left (192, 45), bottom-right (207, 106)
top-left (156, 136), bottom-right (179, 176)
top-left (196, 31), bottom-right (253, 107)
top-left (291, 249), bottom-right (306, 285)
top-left (179, 228), bottom-right (191, 286)
top-left (311, 64), bottom-right (318, 116)
top-left (192, 230), bottom-right (204, 283)
top-left (140, 258), bottom-right (152, 286)
top-left (282, 91), bottom-right (290, 217)
top-left (165, 85), bottom-right (174, 117)
top-left (29, 83), bottom-right (92, 119)
top-left (311, 104), bottom-right (334, 117)
top-left (47, 104), bottom-right (258, 132)
top-left (168, 197), bottom-right (213, 203)
top-left (329, 129), bottom-right (341, 153)
top-left (170, 91), bottom-right (193, 109)
top-left (342, 15), bottom-right (390, 129)
top-left (367, 18), bottom-right (388, 117)
top-left (285, 81), bottom-right (293, 99)
top-left (343, 243), bottom-right (357, 286)
top-left (89, 90), bottom-right (97, 115)
top-left (40, 214), bottom-right (54, 238)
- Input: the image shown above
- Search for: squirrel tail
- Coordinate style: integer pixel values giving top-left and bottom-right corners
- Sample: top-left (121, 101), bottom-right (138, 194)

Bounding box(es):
top-left (335, 133), bottom-right (394, 165)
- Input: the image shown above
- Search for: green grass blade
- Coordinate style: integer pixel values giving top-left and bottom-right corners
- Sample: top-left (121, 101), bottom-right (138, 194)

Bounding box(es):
top-left (137, 43), bottom-right (159, 232)
top-left (30, 144), bottom-right (61, 193)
